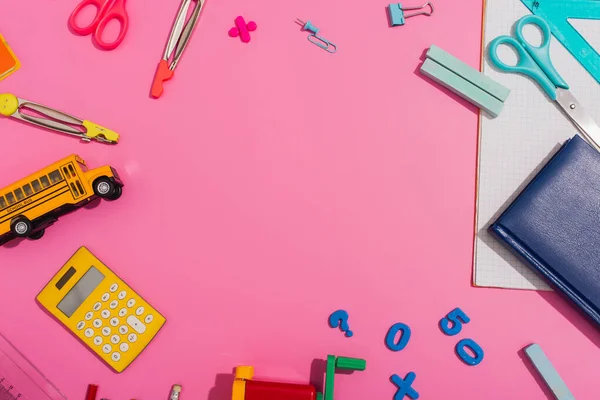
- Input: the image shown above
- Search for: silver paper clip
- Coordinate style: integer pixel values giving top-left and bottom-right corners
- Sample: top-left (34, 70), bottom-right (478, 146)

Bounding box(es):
top-left (296, 19), bottom-right (337, 53)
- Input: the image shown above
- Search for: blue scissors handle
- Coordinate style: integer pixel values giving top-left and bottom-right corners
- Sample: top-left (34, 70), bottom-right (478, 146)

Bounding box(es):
top-left (488, 15), bottom-right (569, 101)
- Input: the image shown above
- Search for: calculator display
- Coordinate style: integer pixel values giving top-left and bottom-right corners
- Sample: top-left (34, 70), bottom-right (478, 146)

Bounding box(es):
top-left (57, 266), bottom-right (104, 317)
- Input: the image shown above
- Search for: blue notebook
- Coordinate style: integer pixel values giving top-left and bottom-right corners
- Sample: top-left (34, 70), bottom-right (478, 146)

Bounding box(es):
top-left (490, 134), bottom-right (600, 325)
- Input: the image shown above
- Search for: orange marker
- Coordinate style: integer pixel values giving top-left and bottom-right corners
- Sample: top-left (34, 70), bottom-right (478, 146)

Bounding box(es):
top-left (0, 35), bottom-right (20, 81)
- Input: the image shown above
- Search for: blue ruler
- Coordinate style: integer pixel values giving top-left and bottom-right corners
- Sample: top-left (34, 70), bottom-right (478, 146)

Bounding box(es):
top-left (521, 0), bottom-right (600, 84)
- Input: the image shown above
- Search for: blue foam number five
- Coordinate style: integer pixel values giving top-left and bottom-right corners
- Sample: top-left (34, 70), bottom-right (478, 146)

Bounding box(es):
top-left (439, 307), bottom-right (470, 336)
top-left (455, 338), bottom-right (484, 366)
top-left (385, 323), bottom-right (411, 351)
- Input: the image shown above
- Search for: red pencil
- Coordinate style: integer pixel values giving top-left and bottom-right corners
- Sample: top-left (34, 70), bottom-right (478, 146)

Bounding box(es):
top-left (85, 384), bottom-right (98, 400)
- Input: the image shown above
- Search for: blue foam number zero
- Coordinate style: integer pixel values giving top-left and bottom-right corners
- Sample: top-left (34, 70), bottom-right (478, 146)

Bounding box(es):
top-left (455, 338), bottom-right (484, 366)
top-left (440, 307), bottom-right (470, 336)
top-left (385, 323), bottom-right (411, 351)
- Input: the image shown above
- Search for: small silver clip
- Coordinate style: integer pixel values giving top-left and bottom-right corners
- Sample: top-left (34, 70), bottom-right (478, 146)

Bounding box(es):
top-left (296, 19), bottom-right (338, 54)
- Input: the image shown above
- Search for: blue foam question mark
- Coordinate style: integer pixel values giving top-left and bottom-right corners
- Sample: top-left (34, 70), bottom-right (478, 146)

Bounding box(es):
top-left (328, 309), bottom-right (353, 337)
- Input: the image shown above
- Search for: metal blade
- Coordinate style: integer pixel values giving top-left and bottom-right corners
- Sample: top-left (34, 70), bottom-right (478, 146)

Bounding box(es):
top-left (164, 0), bottom-right (192, 60)
top-left (171, 0), bottom-right (203, 71)
top-left (19, 102), bottom-right (82, 125)
top-left (556, 89), bottom-right (600, 153)
top-left (14, 112), bottom-right (84, 136)
top-left (12, 100), bottom-right (94, 140)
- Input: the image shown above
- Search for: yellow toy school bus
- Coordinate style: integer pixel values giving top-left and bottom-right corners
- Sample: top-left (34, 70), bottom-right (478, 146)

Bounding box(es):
top-left (0, 154), bottom-right (123, 245)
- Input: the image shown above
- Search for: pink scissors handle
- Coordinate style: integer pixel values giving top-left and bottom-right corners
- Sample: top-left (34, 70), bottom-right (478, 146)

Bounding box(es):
top-left (94, 2), bottom-right (129, 50)
top-left (69, 0), bottom-right (112, 35)
top-left (68, 0), bottom-right (128, 50)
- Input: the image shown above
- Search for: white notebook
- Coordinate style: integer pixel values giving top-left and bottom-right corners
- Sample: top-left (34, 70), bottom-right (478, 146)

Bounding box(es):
top-left (473, 0), bottom-right (600, 290)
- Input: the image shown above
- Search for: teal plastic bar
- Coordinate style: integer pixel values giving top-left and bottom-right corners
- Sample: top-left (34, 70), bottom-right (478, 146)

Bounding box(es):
top-left (420, 58), bottom-right (505, 117)
top-left (524, 344), bottom-right (575, 400)
top-left (426, 45), bottom-right (511, 102)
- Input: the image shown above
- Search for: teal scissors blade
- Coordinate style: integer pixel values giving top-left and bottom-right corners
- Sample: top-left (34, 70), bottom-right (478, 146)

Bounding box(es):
top-left (489, 14), bottom-right (600, 152)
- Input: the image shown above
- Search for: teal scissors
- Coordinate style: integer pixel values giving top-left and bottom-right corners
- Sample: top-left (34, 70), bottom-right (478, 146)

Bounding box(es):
top-left (489, 15), bottom-right (600, 152)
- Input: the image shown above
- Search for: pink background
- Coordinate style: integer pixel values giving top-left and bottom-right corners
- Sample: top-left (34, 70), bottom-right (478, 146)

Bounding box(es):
top-left (1, 0), bottom-right (599, 399)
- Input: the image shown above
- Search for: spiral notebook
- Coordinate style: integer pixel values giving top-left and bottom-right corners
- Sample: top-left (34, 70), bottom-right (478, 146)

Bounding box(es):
top-left (472, 0), bottom-right (600, 290)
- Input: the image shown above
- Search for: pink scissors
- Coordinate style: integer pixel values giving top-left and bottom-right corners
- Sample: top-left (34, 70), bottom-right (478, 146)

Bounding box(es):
top-left (68, 0), bottom-right (129, 50)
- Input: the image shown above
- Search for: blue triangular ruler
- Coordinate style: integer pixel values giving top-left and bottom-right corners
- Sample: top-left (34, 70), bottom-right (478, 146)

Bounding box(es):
top-left (521, 0), bottom-right (600, 84)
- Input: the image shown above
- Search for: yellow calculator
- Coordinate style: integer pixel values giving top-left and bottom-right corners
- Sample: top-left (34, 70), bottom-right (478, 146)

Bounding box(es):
top-left (37, 246), bottom-right (166, 373)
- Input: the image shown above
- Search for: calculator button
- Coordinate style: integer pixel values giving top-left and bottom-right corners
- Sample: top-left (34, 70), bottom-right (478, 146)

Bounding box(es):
top-left (111, 352), bottom-right (121, 362)
top-left (110, 318), bottom-right (119, 327)
top-left (127, 333), bottom-right (138, 343)
top-left (119, 325), bottom-right (129, 335)
top-left (76, 321), bottom-right (85, 330)
top-left (119, 308), bottom-right (127, 317)
top-left (84, 328), bottom-right (94, 338)
top-left (144, 314), bottom-right (154, 324)
top-left (101, 309), bottom-right (110, 319)
top-left (102, 327), bottom-right (111, 336)
top-left (93, 302), bottom-right (102, 311)
top-left (109, 300), bottom-right (118, 309)
top-left (110, 335), bottom-right (120, 344)
top-left (94, 336), bottom-right (102, 346)
top-left (85, 312), bottom-right (93, 321)
top-left (102, 344), bottom-right (112, 354)
top-left (109, 283), bottom-right (119, 293)
top-left (126, 298), bottom-right (136, 308)
top-left (126, 315), bottom-right (147, 334)
top-left (135, 306), bottom-right (145, 316)
top-left (118, 290), bottom-right (127, 300)
top-left (101, 293), bottom-right (110, 302)
top-left (120, 343), bottom-right (129, 352)
top-left (93, 319), bottom-right (102, 328)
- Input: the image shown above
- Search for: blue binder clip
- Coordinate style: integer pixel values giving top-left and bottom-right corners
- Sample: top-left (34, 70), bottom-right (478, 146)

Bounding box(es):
top-left (296, 19), bottom-right (337, 53)
top-left (388, 2), bottom-right (434, 26)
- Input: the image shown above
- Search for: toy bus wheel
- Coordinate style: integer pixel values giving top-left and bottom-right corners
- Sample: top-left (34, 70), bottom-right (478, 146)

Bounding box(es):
top-left (11, 217), bottom-right (32, 237)
top-left (107, 185), bottom-right (122, 201)
top-left (29, 229), bottom-right (45, 240)
top-left (93, 177), bottom-right (115, 198)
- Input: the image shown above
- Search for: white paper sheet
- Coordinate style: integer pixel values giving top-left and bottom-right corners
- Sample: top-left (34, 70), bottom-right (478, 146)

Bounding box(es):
top-left (473, 1), bottom-right (600, 290)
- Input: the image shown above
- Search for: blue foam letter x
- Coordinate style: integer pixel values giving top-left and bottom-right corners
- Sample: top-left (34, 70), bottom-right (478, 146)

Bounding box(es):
top-left (391, 372), bottom-right (419, 400)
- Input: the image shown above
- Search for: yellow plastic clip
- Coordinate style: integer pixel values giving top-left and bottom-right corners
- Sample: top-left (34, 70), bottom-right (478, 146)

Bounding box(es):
top-left (82, 120), bottom-right (120, 143)
top-left (0, 93), bottom-right (19, 116)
